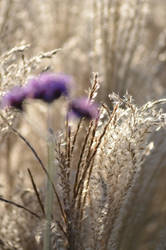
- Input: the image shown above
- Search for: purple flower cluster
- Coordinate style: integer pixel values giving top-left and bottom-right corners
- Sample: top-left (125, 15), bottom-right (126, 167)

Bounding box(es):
top-left (25, 73), bottom-right (70, 103)
top-left (68, 98), bottom-right (99, 120)
top-left (2, 86), bottom-right (27, 110)
top-left (1, 72), bottom-right (99, 120)
top-left (1, 73), bottom-right (71, 110)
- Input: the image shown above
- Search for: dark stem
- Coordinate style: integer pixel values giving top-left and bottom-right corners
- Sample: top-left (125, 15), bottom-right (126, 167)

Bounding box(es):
top-left (0, 196), bottom-right (40, 218)
top-left (27, 168), bottom-right (45, 217)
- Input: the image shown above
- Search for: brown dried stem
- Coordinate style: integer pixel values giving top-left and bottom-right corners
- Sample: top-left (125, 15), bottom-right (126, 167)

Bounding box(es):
top-left (27, 168), bottom-right (45, 217)
top-left (0, 196), bottom-right (40, 218)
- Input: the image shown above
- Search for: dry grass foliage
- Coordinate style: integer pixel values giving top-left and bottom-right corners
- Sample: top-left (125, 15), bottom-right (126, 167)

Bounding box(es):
top-left (0, 75), bottom-right (166, 250)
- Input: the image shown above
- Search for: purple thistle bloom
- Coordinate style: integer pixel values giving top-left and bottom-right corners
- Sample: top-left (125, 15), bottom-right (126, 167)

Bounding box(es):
top-left (68, 98), bottom-right (99, 120)
top-left (1, 86), bottom-right (27, 110)
top-left (26, 73), bottom-right (71, 103)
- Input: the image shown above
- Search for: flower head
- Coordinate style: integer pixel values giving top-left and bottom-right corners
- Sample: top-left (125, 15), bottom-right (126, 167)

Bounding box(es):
top-left (68, 97), bottom-right (99, 120)
top-left (26, 73), bottom-right (71, 103)
top-left (1, 86), bottom-right (27, 110)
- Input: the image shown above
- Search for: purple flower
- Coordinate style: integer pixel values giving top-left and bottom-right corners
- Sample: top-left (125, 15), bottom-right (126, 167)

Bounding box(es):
top-left (26, 73), bottom-right (71, 103)
top-left (68, 98), bottom-right (99, 120)
top-left (1, 86), bottom-right (27, 110)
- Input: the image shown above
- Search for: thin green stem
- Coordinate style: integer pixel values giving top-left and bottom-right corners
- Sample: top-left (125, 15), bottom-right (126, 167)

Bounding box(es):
top-left (43, 107), bottom-right (55, 250)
